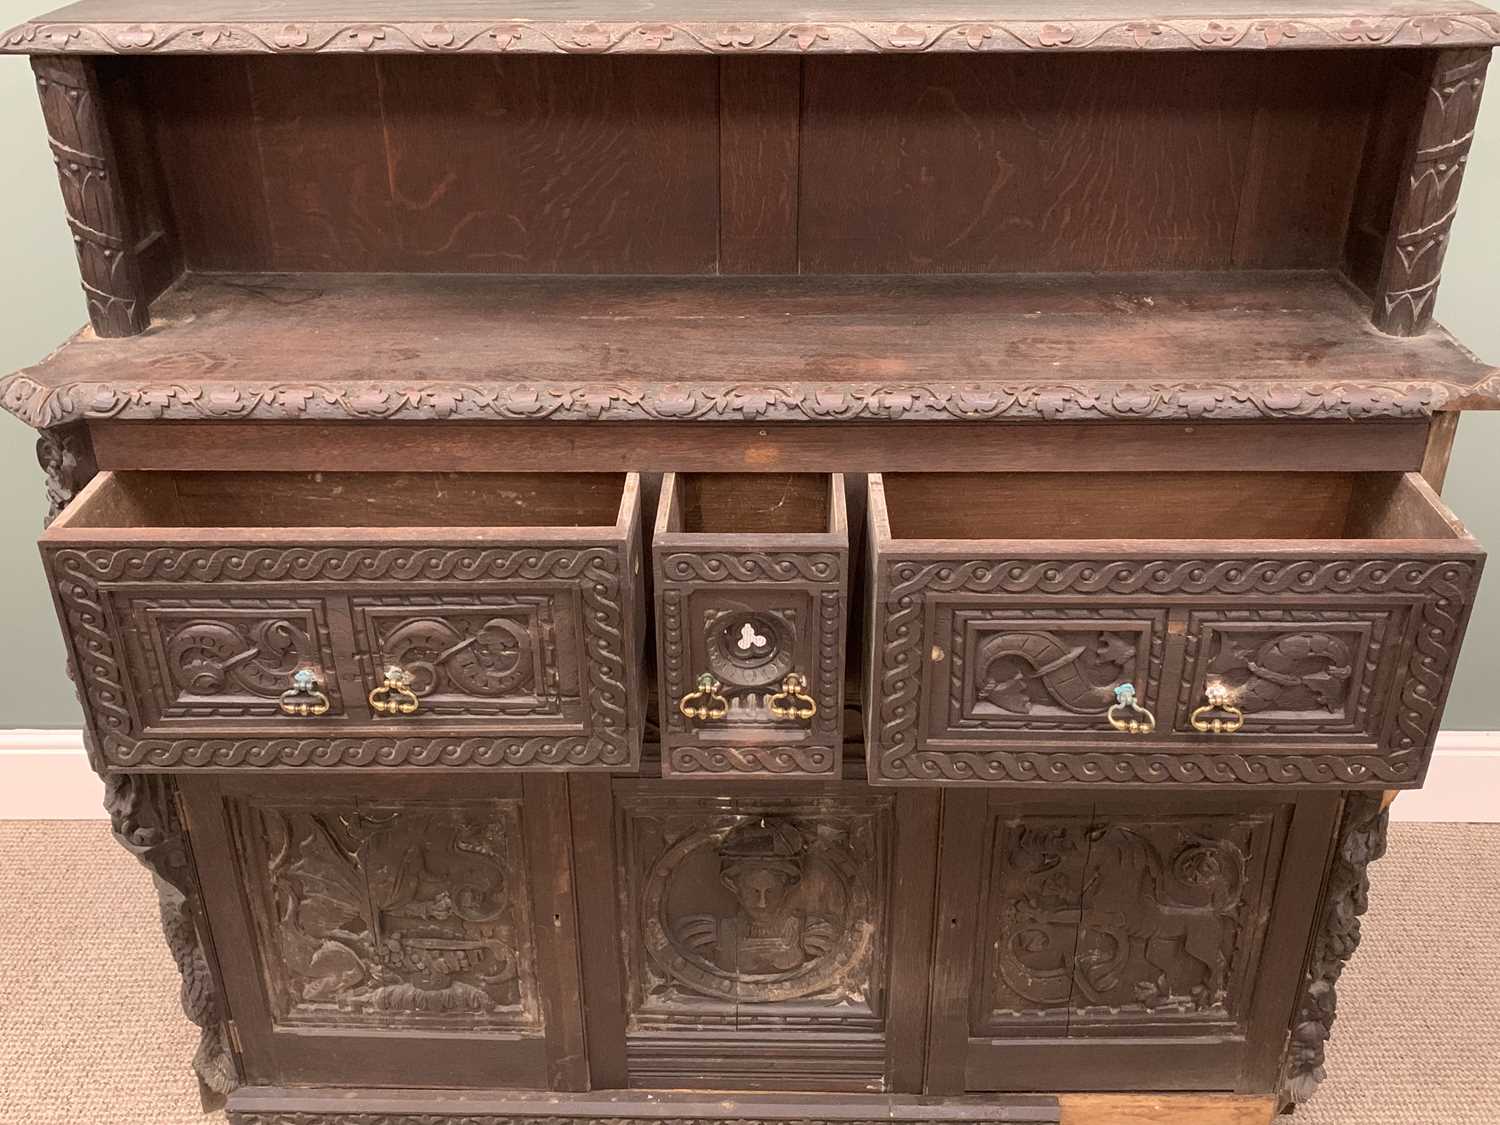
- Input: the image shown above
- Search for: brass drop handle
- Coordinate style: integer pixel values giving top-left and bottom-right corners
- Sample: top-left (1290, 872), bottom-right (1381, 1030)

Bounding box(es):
top-left (1106, 682), bottom-right (1155, 735)
top-left (1190, 681), bottom-right (1245, 734)
top-left (679, 672), bottom-right (729, 723)
top-left (768, 672), bottom-right (817, 722)
top-left (369, 665), bottom-right (420, 716)
top-left (279, 668), bottom-right (331, 717)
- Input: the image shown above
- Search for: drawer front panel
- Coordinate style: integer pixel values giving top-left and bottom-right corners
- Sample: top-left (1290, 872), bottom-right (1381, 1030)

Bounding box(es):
top-left (1173, 606), bottom-right (1406, 739)
top-left (119, 595), bottom-right (346, 723)
top-left (48, 542), bottom-right (642, 770)
top-left (868, 553), bottom-right (1482, 787)
top-left (930, 603), bottom-right (1167, 741)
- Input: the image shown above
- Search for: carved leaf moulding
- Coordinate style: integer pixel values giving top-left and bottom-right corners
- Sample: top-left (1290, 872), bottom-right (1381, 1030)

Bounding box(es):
top-left (6, 373), bottom-right (1500, 427)
top-left (4, 13), bottom-right (1500, 56)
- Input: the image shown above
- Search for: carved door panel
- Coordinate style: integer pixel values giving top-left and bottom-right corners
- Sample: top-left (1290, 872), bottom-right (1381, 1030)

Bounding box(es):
top-left (570, 778), bottom-right (939, 1092)
top-left (928, 790), bottom-right (1339, 1094)
top-left (182, 774), bottom-right (586, 1090)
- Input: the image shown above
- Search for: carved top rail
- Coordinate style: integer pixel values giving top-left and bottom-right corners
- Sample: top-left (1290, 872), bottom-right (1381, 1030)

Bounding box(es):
top-left (5, 0), bottom-right (1500, 56)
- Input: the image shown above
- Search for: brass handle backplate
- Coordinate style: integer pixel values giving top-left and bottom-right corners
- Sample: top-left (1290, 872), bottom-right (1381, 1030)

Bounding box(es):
top-left (279, 668), bottom-right (331, 717)
top-left (369, 665), bottom-right (420, 716)
top-left (679, 672), bottom-right (729, 723)
top-left (768, 672), bottom-right (817, 722)
top-left (1106, 682), bottom-right (1155, 735)
top-left (1190, 681), bottom-right (1245, 734)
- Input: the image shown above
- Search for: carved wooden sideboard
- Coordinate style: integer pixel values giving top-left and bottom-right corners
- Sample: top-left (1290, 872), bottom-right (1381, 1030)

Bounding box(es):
top-left (5, 2), bottom-right (1499, 1122)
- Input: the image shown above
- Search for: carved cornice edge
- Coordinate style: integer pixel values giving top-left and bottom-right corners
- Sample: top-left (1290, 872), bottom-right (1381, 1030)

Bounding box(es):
top-left (4, 13), bottom-right (1499, 56)
top-left (6, 372), bottom-right (1499, 427)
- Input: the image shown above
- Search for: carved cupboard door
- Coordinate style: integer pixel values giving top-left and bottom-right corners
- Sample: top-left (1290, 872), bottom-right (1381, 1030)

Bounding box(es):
top-left (569, 777), bottom-right (940, 1092)
top-left (181, 774), bottom-right (586, 1090)
top-left (927, 790), bottom-right (1339, 1093)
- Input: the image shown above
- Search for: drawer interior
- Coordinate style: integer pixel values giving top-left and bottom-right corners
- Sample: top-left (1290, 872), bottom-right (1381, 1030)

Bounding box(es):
top-left (58, 471), bottom-right (629, 529)
top-left (666, 473), bottom-right (834, 535)
top-left (877, 471), bottom-right (1466, 542)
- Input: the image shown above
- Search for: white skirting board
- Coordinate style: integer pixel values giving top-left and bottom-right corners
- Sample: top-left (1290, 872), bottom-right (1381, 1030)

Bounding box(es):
top-left (0, 729), bottom-right (1497, 822)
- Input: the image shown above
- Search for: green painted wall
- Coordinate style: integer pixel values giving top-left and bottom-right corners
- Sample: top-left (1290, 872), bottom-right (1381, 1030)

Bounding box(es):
top-left (0, 26), bottom-right (1494, 727)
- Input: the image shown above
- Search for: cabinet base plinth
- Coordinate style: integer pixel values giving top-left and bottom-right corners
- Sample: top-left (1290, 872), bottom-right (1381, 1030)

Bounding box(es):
top-left (225, 1089), bottom-right (1062, 1125)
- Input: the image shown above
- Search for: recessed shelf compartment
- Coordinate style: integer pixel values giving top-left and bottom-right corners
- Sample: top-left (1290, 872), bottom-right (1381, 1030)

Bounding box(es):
top-left (865, 470), bottom-right (1485, 788)
top-left (5, 270), bottom-right (1494, 427)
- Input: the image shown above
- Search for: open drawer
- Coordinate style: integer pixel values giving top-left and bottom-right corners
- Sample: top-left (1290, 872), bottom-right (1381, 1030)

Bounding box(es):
top-left (865, 471), bottom-right (1484, 788)
top-left (41, 471), bottom-right (645, 771)
top-left (653, 473), bottom-right (849, 780)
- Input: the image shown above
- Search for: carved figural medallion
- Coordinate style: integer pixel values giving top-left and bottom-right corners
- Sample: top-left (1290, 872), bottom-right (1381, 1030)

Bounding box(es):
top-left (629, 805), bottom-right (881, 1010)
top-left (239, 799), bottom-right (539, 1030)
top-left (981, 811), bottom-right (1278, 1034)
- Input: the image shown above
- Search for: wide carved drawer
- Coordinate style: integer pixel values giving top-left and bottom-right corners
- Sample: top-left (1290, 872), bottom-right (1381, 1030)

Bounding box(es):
top-left (654, 473), bottom-right (848, 780)
top-left (41, 470), bottom-right (645, 771)
top-left (865, 471), bottom-right (1484, 788)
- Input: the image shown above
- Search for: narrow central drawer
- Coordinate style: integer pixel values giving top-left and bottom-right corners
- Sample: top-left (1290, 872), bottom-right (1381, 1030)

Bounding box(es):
top-left (653, 473), bottom-right (849, 780)
top-left (865, 471), bottom-right (1483, 789)
top-left (41, 470), bottom-right (645, 770)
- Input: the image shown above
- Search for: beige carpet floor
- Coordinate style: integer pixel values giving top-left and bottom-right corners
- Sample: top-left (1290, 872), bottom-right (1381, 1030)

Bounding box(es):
top-left (0, 821), bottom-right (1496, 1124)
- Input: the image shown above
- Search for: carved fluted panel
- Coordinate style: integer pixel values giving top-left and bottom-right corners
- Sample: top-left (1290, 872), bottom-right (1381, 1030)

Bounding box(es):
top-left (31, 56), bottom-right (148, 337)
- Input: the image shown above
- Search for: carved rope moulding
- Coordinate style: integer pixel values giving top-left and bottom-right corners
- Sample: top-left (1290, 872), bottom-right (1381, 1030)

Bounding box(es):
top-left (872, 556), bottom-right (1477, 785)
top-left (5, 374), bottom-right (1499, 426)
top-left (5, 13), bottom-right (1500, 56)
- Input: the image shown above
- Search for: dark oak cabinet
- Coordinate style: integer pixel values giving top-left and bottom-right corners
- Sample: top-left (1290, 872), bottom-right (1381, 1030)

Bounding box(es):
top-left (5, 4), bottom-right (1499, 1124)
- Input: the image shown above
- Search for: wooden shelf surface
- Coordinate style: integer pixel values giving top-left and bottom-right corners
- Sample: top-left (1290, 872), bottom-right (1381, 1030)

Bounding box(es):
top-left (6, 0), bottom-right (1498, 55)
top-left (4, 270), bottom-right (1496, 426)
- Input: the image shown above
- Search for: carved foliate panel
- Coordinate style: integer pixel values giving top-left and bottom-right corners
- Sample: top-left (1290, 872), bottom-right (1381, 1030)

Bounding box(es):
top-left (1175, 609), bottom-right (1399, 737)
top-left (934, 606), bottom-right (1165, 737)
top-left (979, 808), bottom-right (1281, 1037)
top-left (119, 598), bottom-right (343, 724)
top-left (656, 549), bottom-right (847, 779)
top-left (350, 594), bottom-right (576, 720)
top-left (619, 797), bottom-right (889, 1026)
top-left (234, 797), bottom-right (540, 1031)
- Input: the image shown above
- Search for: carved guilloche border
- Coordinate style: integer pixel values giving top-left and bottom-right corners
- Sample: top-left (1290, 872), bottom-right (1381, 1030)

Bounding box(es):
top-left (5, 13), bottom-right (1500, 56)
top-left (870, 555), bottom-right (1480, 786)
top-left (49, 543), bottom-right (638, 769)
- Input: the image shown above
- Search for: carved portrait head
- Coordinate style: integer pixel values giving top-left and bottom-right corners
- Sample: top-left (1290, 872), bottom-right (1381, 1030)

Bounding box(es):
top-left (718, 819), bottom-right (805, 922)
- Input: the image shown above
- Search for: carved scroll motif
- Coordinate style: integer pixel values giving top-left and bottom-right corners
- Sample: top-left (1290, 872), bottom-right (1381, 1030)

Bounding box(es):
top-left (31, 57), bottom-right (148, 337)
top-left (1284, 792), bottom-right (1389, 1103)
top-left (1374, 48), bottom-right (1490, 335)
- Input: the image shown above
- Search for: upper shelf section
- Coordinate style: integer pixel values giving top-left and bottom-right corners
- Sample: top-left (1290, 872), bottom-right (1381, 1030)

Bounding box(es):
top-left (5, 0), bottom-right (1500, 55)
top-left (3, 270), bottom-right (1495, 426)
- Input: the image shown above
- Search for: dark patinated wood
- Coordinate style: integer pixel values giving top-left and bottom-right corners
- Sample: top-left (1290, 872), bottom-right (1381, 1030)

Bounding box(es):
top-left (864, 471), bottom-right (1485, 788)
top-left (1371, 48), bottom-right (1490, 334)
top-left (654, 473), bottom-right (848, 780)
top-left (85, 420), bottom-right (1435, 475)
top-left (4, 271), bottom-right (1497, 430)
top-left (5, 11), bottom-right (1497, 1123)
top-left (30, 56), bottom-right (152, 337)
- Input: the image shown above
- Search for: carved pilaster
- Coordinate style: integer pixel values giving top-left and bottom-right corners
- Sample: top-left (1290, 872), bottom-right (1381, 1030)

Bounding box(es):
top-left (36, 422), bottom-right (95, 526)
top-left (31, 56), bottom-right (149, 338)
top-left (1283, 791), bottom-right (1389, 1105)
top-left (103, 769), bottom-right (240, 1108)
top-left (1372, 47), bottom-right (1490, 336)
